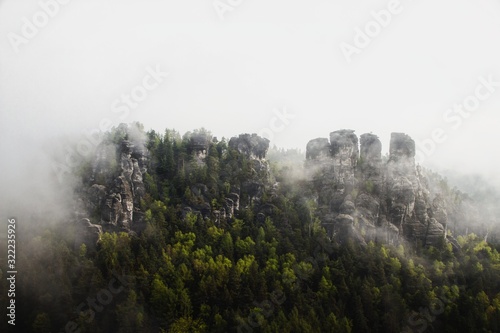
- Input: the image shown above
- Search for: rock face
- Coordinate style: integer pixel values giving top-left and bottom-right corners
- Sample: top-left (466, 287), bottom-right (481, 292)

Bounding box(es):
top-left (190, 132), bottom-right (211, 165)
top-left (306, 130), bottom-right (448, 247)
top-left (190, 133), bottom-right (210, 151)
top-left (74, 218), bottom-right (102, 253)
top-left (359, 133), bottom-right (382, 186)
top-left (229, 133), bottom-right (271, 209)
top-left (330, 129), bottom-right (359, 183)
top-left (75, 126), bottom-right (455, 250)
top-left (306, 138), bottom-right (330, 160)
top-left (83, 133), bottom-right (149, 234)
top-left (229, 133), bottom-right (270, 159)
top-left (180, 133), bottom-right (270, 223)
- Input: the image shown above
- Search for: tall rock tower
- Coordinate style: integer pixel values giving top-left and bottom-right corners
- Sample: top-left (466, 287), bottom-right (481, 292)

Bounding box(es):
top-left (306, 130), bottom-right (448, 247)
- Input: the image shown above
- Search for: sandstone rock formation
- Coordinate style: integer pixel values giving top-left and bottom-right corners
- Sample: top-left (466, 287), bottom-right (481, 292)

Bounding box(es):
top-left (359, 133), bottom-right (382, 188)
top-left (190, 132), bottom-right (211, 165)
top-left (83, 132), bottom-right (149, 234)
top-left (76, 126), bottom-right (459, 250)
top-left (306, 138), bottom-right (330, 160)
top-left (229, 133), bottom-right (270, 159)
top-left (306, 130), bottom-right (450, 247)
top-left (74, 218), bottom-right (102, 253)
top-left (228, 134), bottom-right (271, 209)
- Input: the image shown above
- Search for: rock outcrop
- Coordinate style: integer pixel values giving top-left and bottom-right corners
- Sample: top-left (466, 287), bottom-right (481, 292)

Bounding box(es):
top-left (359, 133), bottom-right (382, 188)
top-left (306, 130), bottom-right (449, 247)
top-left (228, 134), bottom-right (271, 208)
top-left (229, 133), bottom-right (270, 159)
top-left (330, 129), bottom-right (359, 183)
top-left (74, 218), bottom-right (102, 253)
top-left (83, 130), bottom-right (149, 234)
top-left (76, 126), bottom-right (459, 250)
top-left (190, 132), bottom-right (211, 165)
top-left (306, 138), bottom-right (330, 160)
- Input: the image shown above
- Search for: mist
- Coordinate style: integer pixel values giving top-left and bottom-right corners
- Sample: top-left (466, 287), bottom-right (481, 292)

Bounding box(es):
top-left (1, 0), bottom-right (500, 224)
top-left (2, 3), bottom-right (500, 332)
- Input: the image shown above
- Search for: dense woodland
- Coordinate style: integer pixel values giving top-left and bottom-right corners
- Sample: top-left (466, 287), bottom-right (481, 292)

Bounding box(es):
top-left (2, 123), bottom-right (500, 333)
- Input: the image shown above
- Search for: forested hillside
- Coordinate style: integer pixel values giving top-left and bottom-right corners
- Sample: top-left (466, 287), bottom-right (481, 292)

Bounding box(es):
top-left (2, 123), bottom-right (500, 333)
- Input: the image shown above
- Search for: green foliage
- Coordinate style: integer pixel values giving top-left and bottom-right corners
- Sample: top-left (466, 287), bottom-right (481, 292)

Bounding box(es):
top-left (11, 126), bottom-right (500, 333)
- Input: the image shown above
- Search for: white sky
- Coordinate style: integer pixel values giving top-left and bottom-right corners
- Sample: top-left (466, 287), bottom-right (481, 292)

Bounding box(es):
top-left (1, 0), bottom-right (500, 182)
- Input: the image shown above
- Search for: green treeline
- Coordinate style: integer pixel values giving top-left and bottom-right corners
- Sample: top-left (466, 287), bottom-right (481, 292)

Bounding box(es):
top-left (2, 124), bottom-right (500, 333)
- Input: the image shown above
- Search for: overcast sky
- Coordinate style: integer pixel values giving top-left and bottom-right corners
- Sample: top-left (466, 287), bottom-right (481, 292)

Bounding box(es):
top-left (1, 0), bottom-right (500, 192)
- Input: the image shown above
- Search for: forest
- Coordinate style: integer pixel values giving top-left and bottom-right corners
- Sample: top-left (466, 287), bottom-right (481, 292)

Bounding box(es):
top-left (1, 123), bottom-right (500, 333)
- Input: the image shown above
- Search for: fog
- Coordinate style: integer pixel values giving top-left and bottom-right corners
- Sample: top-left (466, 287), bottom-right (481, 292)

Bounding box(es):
top-left (1, 0), bottom-right (500, 222)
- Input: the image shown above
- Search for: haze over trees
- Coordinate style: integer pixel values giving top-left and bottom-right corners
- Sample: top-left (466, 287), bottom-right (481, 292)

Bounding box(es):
top-left (1, 123), bottom-right (500, 333)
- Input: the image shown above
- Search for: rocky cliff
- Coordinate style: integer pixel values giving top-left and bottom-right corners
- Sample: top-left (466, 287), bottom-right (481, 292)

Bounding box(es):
top-left (228, 133), bottom-right (270, 160)
top-left (228, 133), bottom-right (271, 209)
top-left (306, 130), bottom-right (451, 247)
top-left (75, 126), bottom-right (467, 252)
top-left (76, 127), bottom-right (150, 252)
top-left (75, 130), bottom-right (274, 250)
